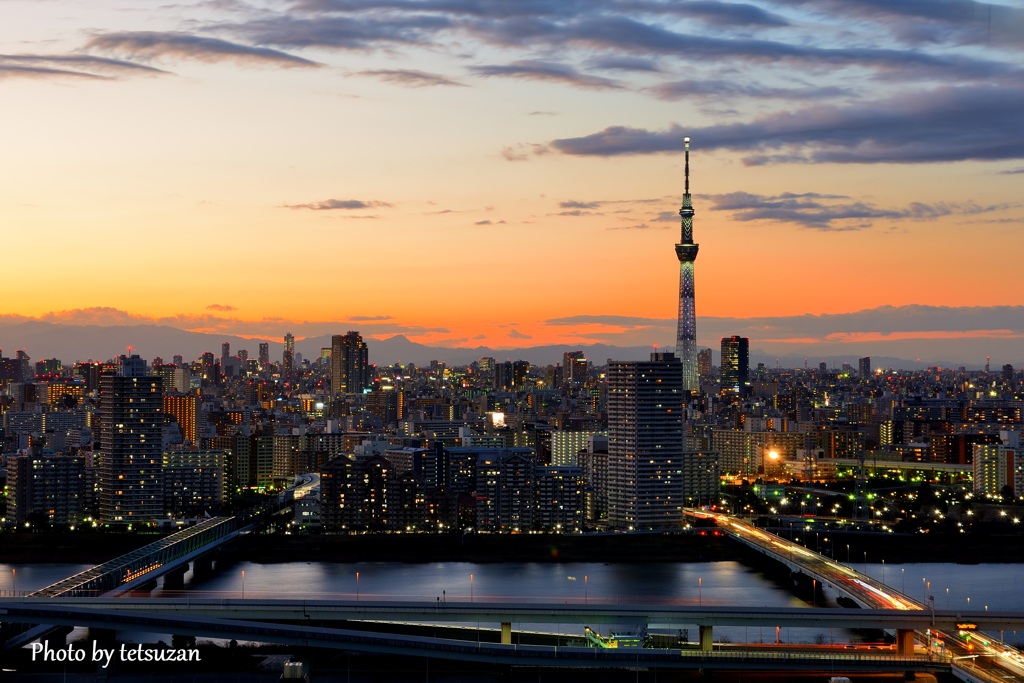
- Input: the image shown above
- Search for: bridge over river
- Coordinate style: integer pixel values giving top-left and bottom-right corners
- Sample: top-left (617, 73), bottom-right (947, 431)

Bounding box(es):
top-left (1, 504), bottom-right (1019, 681)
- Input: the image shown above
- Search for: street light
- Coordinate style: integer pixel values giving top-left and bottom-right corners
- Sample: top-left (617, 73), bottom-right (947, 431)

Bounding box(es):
top-left (584, 575), bottom-right (588, 604)
top-left (241, 570), bottom-right (245, 599)
top-left (470, 573), bottom-right (474, 602)
top-left (356, 571), bottom-right (360, 601)
top-left (699, 577), bottom-right (702, 606)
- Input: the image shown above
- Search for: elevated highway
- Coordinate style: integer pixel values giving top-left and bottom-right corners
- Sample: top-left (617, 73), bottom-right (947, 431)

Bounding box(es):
top-left (0, 598), bottom-right (950, 675)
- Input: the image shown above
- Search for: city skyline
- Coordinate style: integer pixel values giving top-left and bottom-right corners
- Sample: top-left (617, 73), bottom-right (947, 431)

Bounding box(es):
top-left (3, 1), bottom-right (1023, 361)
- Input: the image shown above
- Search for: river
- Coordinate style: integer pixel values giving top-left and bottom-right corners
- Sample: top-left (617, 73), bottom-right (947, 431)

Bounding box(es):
top-left (4, 559), bottom-right (1022, 646)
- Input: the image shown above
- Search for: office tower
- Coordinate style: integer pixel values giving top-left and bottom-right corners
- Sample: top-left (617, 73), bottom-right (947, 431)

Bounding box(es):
top-left (674, 136), bottom-right (700, 393)
top-left (331, 331), bottom-right (370, 395)
top-left (562, 351), bottom-right (588, 388)
top-left (720, 336), bottom-right (749, 394)
top-left (258, 343), bottom-right (270, 369)
top-left (98, 355), bottom-right (164, 522)
top-left (606, 351), bottom-right (684, 530)
top-left (199, 352), bottom-right (215, 381)
top-left (221, 341), bottom-right (230, 364)
top-left (818, 361), bottom-right (827, 374)
top-left (282, 333), bottom-right (295, 376)
top-left (75, 361), bottom-right (103, 391)
top-left (858, 357), bottom-right (871, 379)
top-left (697, 348), bottom-right (712, 382)
top-left (494, 361), bottom-right (513, 391)
top-left (172, 355), bottom-right (183, 367)
top-left (35, 358), bottom-right (62, 378)
top-left (238, 349), bottom-right (248, 366)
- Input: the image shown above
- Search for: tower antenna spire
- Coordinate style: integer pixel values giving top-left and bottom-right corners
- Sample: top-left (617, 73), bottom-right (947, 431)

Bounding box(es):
top-left (684, 136), bottom-right (690, 195)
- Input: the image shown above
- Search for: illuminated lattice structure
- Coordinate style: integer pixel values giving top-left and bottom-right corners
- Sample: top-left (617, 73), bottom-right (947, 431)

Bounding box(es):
top-left (674, 137), bottom-right (700, 393)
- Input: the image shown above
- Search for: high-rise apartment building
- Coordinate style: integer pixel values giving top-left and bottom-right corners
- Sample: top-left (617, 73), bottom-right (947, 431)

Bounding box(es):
top-left (99, 355), bottom-right (164, 522)
top-left (720, 336), bottom-right (749, 394)
top-left (164, 393), bottom-right (201, 445)
top-left (331, 331), bottom-right (370, 395)
top-left (858, 356), bottom-right (872, 379)
top-left (258, 342), bottom-right (270, 369)
top-left (606, 351), bottom-right (684, 530)
top-left (674, 137), bottom-right (700, 393)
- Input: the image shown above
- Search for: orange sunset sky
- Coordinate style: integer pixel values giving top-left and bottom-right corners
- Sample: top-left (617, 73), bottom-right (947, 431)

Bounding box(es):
top-left (2, 1), bottom-right (1023, 364)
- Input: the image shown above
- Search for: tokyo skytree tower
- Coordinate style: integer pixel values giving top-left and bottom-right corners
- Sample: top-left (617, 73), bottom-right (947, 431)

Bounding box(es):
top-left (674, 137), bottom-right (699, 393)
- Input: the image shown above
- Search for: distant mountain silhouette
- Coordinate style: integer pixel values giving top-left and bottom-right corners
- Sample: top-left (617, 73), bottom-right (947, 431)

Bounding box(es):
top-left (0, 320), bottom-right (997, 371)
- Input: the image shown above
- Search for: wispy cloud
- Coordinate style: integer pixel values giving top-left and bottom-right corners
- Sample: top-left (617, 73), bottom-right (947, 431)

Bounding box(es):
top-left (207, 304), bottom-right (237, 312)
top-left (284, 199), bottom-right (394, 210)
top-left (546, 314), bottom-right (670, 327)
top-left (86, 32), bottom-right (319, 68)
top-left (0, 53), bottom-right (167, 80)
top-left (356, 69), bottom-right (465, 87)
top-left (469, 60), bottom-right (623, 90)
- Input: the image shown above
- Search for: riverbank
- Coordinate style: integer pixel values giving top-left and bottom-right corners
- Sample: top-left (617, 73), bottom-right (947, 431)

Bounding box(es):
top-left (4, 528), bottom-right (1024, 565)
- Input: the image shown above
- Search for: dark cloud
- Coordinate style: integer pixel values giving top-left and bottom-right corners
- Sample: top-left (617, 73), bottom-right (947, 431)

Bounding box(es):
top-left (284, 199), bottom-right (394, 210)
top-left (86, 32), bottom-right (319, 67)
top-left (560, 200), bottom-right (601, 209)
top-left (648, 78), bottom-right (849, 102)
top-left (507, 329), bottom-right (532, 339)
top-left (549, 85), bottom-right (1024, 164)
top-left (709, 191), bottom-right (1011, 230)
top-left (356, 69), bottom-right (465, 87)
top-left (469, 60), bottom-right (622, 89)
top-left (207, 304), bottom-right (237, 312)
top-left (220, 14), bottom-right (450, 50)
top-left (587, 56), bottom-right (660, 73)
top-left (778, 0), bottom-right (1024, 50)
top-left (291, 0), bottom-right (593, 19)
top-left (621, 0), bottom-right (790, 27)
top-left (349, 315), bottom-right (394, 321)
